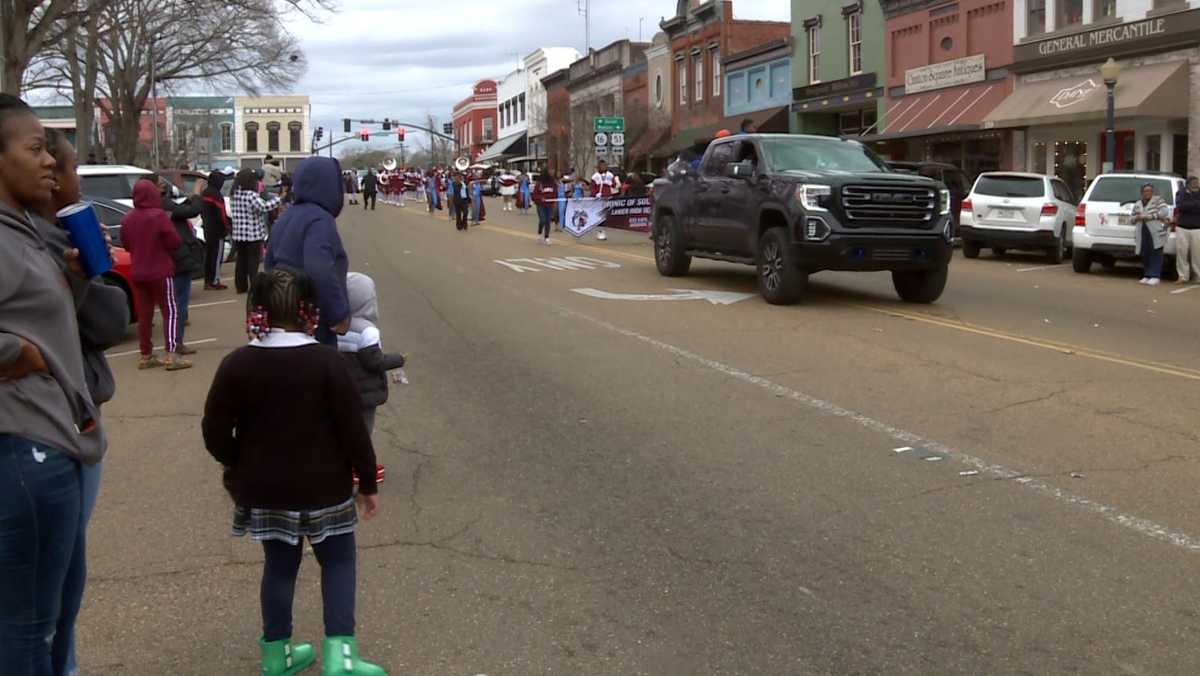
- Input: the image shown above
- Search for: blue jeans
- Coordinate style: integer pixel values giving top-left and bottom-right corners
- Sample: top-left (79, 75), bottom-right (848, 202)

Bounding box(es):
top-left (0, 435), bottom-right (82, 676)
top-left (1140, 225), bottom-right (1164, 279)
top-left (58, 462), bottom-right (101, 676)
top-left (537, 204), bottom-right (553, 237)
top-left (173, 271), bottom-right (192, 345)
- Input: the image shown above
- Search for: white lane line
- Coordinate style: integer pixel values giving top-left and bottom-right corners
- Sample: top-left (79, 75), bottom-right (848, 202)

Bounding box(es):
top-left (1016, 265), bottom-right (1062, 272)
top-left (106, 338), bottom-right (218, 358)
top-left (189, 300), bottom-right (238, 309)
top-left (562, 308), bottom-right (1200, 553)
top-left (1170, 285), bottom-right (1199, 295)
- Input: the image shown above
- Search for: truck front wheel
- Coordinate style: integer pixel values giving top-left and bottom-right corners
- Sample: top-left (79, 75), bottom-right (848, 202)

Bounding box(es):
top-left (654, 213), bottom-right (691, 277)
top-left (757, 227), bottom-right (807, 305)
top-left (892, 265), bottom-right (948, 304)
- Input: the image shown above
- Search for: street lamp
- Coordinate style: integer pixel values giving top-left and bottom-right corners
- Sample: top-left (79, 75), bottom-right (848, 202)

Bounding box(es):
top-left (1101, 57), bottom-right (1121, 174)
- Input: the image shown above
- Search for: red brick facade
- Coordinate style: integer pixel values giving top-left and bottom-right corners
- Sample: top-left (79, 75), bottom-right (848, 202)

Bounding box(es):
top-left (542, 70), bottom-right (571, 177)
top-left (452, 80), bottom-right (498, 161)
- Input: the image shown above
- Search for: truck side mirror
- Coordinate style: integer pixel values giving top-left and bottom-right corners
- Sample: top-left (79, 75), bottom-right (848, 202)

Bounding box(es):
top-left (725, 161), bottom-right (755, 180)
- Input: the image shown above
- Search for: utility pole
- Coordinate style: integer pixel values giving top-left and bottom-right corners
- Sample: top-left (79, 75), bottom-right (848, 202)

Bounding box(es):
top-left (578, 0), bottom-right (591, 53)
top-left (639, 17), bottom-right (645, 42)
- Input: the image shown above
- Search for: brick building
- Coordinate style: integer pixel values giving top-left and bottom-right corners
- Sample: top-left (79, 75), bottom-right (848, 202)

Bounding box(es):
top-left (542, 69), bottom-right (571, 176)
top-left (622, 54), bottom-right (651, 170)
top-left (656, 0), bottom-right (789, 162)
top-left (628, 31), bottom-right (675, 173)
top-left (452, 80), bottom-right (499, 162)
top-left (564, 39), bottom-right (649, 174)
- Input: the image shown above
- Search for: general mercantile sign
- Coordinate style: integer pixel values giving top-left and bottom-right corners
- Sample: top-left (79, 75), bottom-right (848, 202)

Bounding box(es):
top-left (1014, 8), bottom-right (1200, 71)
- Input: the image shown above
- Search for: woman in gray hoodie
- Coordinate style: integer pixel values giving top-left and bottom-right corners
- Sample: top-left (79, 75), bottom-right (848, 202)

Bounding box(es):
top-left (0, 94), bottom-right (106, 675)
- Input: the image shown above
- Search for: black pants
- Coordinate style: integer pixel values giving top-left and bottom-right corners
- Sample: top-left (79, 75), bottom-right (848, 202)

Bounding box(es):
top-left (203, 231), bottom-right (223, 285)
top-left (363, 192), bottom-right (376, 210)
top-left (234, 240), bottom-right (262, 293)
top-left (261, 533), bottom-right (356, 641)
top-left (454, 201), bottom-right (469, 230)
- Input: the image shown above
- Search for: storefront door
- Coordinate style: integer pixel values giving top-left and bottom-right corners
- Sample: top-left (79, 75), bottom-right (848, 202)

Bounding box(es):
top-left (1097, 131), bottom-right (1135, 171)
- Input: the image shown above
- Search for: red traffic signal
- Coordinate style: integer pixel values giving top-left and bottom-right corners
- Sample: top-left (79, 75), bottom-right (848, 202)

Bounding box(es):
top-left (360, 127), bottom-right (369, 142)
top-left (397, 128), bottom-right (405, 143)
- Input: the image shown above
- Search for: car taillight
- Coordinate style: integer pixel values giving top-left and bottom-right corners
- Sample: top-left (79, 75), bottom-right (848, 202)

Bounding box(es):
top-left (1075, 203), bottom-right (1087, 226)
top-left (1041, 203), bottom-right (1058, 216)
top-left (959, 198), bottom-right (972, 214)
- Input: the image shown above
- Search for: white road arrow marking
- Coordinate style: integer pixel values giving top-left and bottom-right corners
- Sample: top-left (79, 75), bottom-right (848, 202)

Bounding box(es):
top-left (571, 287), bottom-right (755, 305)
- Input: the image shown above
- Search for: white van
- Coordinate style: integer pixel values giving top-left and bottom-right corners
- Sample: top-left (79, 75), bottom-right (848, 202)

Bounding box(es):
top-left (1072, 172), bottom-right (1184, 274)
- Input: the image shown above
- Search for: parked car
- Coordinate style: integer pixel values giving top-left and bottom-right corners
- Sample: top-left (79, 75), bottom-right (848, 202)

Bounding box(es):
top-left (1071, 171), bottom-right (1184, 275)
top-left (105, 246), bottom-right (138, 324)
top-left (651, 134), bottom-right (954, 305)
top-left (958, 172), bottom-right (1077, 263)
top-left (158, 169), bottom-right (211, 196)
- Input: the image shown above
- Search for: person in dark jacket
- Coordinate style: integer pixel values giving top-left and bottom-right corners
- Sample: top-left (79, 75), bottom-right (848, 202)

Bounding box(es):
top-left (159, 177), bottom-right (204, 354)
top-left (361, 169), bottom-right (377, 210)
top-left (265, 156), bottom-right (351, 347)
top-left (1174, 176), bottom-right (1200, 283)
top-left (451, 173), bottom-right (471, 231)
top-left (120, 178), bottom-right (190, 370)
top-left (199, 170), bottom-right (229, 290)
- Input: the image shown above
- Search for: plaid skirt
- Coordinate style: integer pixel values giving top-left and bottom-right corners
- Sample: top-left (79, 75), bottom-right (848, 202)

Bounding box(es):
top-left (232, 495), bottom-right (357, 546)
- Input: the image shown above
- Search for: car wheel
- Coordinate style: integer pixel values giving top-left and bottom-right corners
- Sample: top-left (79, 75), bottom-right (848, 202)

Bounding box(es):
top-left (654, 213), bottom-right (691, 277)
top-left (892, 265), bottom-right (948, 304)
top-left (1046, 229), bottom-right (1066, 264)
top-left (1072, 247), bottom-right (1093, 273)
top-left (962, 240), bottom-right (981, 259)
top-left (756, 227), bottom-right (806, 305)
top-left (992, 246), bottom-right (1007, 258)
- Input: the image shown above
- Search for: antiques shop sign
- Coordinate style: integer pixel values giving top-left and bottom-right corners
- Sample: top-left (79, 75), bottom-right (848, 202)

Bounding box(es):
top-left (905, 55), bottom-right (986, 94)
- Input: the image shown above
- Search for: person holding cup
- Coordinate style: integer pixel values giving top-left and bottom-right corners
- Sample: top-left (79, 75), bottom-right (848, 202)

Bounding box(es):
top-left (0, 93), bottom-right (107, 675)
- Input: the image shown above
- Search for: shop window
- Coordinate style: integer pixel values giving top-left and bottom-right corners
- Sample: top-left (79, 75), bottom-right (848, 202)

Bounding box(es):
top-left (266, 121), bottom-right (280, 152)
top-left (1174, 134), bottom-right (1189, 177)
top-left (1146, 134), bottom-right (1162, 172)
top-left (839, 111), bottom-right (862, 135)
top-left (1027, 0), bottom-right (1047, 36)
top-left (862, 107), bottom-right (877, 134)
top-left (1095, 0), bottom-right (1116, 20)
top-left (1057, 0), bottom-right (1083, 29)
top-left (1054, 141), bottom-right (1088, 201)
top-left (1121, 134), bottom-right (1135, 170)
top-left (1033, 142), bottom-right (1048, 174)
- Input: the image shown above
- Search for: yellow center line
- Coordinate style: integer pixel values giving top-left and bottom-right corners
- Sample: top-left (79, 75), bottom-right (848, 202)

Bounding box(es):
top-left (477, 222), bottom-right (1200, 382)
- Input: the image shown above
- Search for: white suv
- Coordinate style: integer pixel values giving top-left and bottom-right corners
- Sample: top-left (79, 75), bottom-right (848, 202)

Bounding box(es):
top-left (1072, 172), bottom-right (1184, 274)
top-left (958, 172), bottom-right (1077, 263)
top-left (77, 164), bottom-right (222, 253)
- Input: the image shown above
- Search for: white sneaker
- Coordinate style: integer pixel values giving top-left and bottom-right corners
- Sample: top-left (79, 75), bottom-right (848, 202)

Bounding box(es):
top-left (596, 229), bottom-right (608, 241)
top-left (1138, 278), bottom-right (1149, 284)
top-left (544, 237), bottom-right (551, 245)
top-left (1147, 278), bottom-right (1161, 286)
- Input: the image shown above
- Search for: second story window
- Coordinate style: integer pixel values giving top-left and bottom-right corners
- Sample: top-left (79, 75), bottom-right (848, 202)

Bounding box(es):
top-left (679, 58), bottom-right (688, 105)
top-left (694, 53), bottom-right (704, 103)
top-left (266, 121), bottom-right (280, 152)
top-left (1057, 0), bottom-right (1083, 29)
top-left (1027, 0), bottom-right (1046, 36)
top-left (848, 12), bottom-right (863, 75)
top-left (244, 121), bottom-right (259, 152)
top-left (711, 47), bottom-right (721, 97)
top-left (288, 121), bottom-right (302, 152)
top-left (1095, 0), bottom-right (1116, 19)
top-left (808, 26), bottom-right (822, 84)
top-left (220, 123), bottom-right (232, 152)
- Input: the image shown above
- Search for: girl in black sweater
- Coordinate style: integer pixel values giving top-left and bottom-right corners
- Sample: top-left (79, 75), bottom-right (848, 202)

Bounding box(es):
top-left (202, 267), bottom-right (386, 676)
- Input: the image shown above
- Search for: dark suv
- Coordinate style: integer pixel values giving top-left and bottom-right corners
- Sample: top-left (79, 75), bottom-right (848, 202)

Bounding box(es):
top-left (651, 134), bottom-right (955, 304)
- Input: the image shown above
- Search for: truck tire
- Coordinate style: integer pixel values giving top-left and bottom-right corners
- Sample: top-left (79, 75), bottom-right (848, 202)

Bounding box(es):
top-left (757, 227), bottom-right (806, 305)
top-left (1072, 248), bottom-right (1092, 273)
top-left (892, 265), bottom-right (948, 304)
top-left (654, 213), bottom-right (691, 277)
top-left (962, 240), bottom-right (981, 259)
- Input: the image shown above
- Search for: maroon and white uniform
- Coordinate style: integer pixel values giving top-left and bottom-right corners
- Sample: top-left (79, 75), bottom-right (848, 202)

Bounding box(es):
top-left (591, 170), bottom-right (620, 198)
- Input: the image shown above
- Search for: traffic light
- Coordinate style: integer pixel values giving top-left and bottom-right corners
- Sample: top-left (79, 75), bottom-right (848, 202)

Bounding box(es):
top-left (343, 118), bottom-right (351, 133)
top-left (360, 127), bottom-right (369, 142)
top-left (382, 118), bottom-right (391, 131)
top-left (397, 128), bottom-right (405, 143)
top-left (442, 123), bottom-right (453, 135)
top-left (315, 126), bottom-right (323, 142)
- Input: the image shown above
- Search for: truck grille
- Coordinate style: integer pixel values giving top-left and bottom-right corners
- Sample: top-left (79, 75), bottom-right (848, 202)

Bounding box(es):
top-left (841, 185), bottom-right (936, 226)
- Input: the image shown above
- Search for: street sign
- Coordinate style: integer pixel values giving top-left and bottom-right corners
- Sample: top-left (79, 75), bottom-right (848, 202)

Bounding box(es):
top-left (610, 132), bottom-right (625, 147)
top-left (594, 131), bottom-right (609, 146)
top-left (593, 117), bottom-right (625, 132)
top-left (595, 145), bottom-right (609, 159)
top-left (610, 146), bottom-right (625, 160)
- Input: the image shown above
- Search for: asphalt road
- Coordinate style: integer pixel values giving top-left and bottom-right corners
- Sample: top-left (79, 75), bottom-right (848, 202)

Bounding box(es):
top-left (81, 197), bottom-right (1200, 675)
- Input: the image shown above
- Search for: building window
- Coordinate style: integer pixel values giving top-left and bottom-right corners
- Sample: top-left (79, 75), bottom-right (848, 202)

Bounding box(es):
top-left (244, 122), bottom-right (259, 152)
top-left (1146, 135), bottom-right (1162, 171)
top-left (483, 117), bottom-right (494, 142)
top-left (1095, 0), bottom-right (1116, 19)
top-left (679, 59), bottom-right (688, 104)
top-left (808, 26), bottom-right (822, 83)
top-left (1033, 141), bottom-right (1048, 174)
top-left (655, 72), bottom-right (663, 106)
top-left (220, 123), bottom-right (233, 152)
top-left (848, 12), bottom-right (863, 75)
top-left (519, 94), bottom-right (526, 122)
top-left (1154, 0), bottom-right (1186, 9)
top-left (694, 53), bottom-right (704, 102)
top-left (288, 121), bottom-right (302, 152)
top-left (1028, 0), bottom-right (1046, 36)
top-left (266, 121), bottom-right (280, 152)
top-left (712, 48), bottom-right (721, 97)
top-left (176, 124), bottom-right (188, 151)
top-left (1057, 0), bottom-right (1083, 29)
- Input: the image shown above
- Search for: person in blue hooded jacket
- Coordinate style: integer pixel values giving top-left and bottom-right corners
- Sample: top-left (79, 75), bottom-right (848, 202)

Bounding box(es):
top-left (264, 157), bottom-right (351, 346)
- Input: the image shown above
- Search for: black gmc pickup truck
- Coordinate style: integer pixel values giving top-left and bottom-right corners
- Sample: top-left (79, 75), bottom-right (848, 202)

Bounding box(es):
top-left (651, 134), bottom-right (955, 305)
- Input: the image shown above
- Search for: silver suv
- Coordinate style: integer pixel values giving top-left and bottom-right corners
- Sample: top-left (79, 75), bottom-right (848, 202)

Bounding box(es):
top-left (958, 172), bottom-right (1077, 263)
top-left (1072, 172), bottom-right (1184, 274)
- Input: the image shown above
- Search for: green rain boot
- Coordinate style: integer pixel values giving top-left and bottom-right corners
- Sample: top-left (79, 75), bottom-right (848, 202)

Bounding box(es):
top-left (259, 636), bottom-right (316, 675)
top-left (321, 636), bottom-right (387, 676)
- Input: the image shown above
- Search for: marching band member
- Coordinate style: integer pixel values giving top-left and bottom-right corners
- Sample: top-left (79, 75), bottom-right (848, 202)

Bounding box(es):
top-left (498, 169), bottom-right (517, 212)
top-left (591, 159), bottom-right (620, 241)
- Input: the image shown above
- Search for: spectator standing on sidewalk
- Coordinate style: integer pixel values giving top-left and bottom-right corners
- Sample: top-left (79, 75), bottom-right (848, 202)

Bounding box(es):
top-left (262, 154), bottom-right (282, 194)
top-left (519, 172), bottom-right (532, 215)
top-left (0, 93), bottom-right (107, 676)
top-left (591, 159), bottom-right (621, 241)
top-left (1132, 182), bottom-right (1171, 286)
top-left (533, 171), bottom-right (557, 245)
top-left (344, 171), bottom-right (359, 205)
top-left (160, 176), bottom-right (204, 355)
top-left (362, 169), bottom-right (378, 210)
top-left (200, 170), bottom-right (230, 290)
top-left (1174, 176), bottom-right (1200, 284)
top-left (230, 169), bottom-right (282, 294)
top-left (202, 267), bottom-right (385, 676)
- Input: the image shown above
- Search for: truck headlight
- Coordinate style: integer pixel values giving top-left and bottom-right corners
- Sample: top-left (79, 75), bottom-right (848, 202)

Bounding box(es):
top-left (796, 184), bottom-right (832, 211)
top-left (939, 188), bottom-right (952, 216)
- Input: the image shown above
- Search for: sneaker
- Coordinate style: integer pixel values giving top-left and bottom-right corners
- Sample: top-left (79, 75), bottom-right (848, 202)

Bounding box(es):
top-left (1138, 278), bottom-right (1149, 284)
top-left (1147, 278), bottom-right (1161, 286)
top-left (164, 359), bottom-right (193, 371)
top-left (176, 344), bottom-right (197, 356)
top-left (544, 237), bottom-right (551, 245)
top-left (138, 355), bottom-right (164, 370)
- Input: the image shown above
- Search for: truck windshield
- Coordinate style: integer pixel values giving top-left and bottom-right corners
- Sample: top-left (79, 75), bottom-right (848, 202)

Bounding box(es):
top-left (759, 137), bottom-right (888, 173)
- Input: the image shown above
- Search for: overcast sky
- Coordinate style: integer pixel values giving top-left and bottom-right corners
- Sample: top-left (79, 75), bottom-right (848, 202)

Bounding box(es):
top-left (285, 0), bottom-right (789, 154)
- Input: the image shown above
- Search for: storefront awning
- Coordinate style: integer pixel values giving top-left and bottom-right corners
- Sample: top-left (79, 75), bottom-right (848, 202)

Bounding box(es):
top-left (861, 83), bottom-right (1007, 142)
top-left (983, 61), bottom-right (1189, 129)
top-left (652, 107), bottom-right (789, 158)
top-left (477, 132), bottom-right (527, 163)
